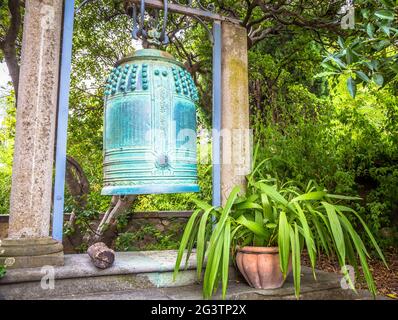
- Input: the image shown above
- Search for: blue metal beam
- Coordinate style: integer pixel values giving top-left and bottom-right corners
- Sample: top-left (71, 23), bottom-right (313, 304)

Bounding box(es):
top-left (52, 0), bottom-right (75, 241)
top-left (51, 2), bottom-right (223, 241)
top-left (212, 21), bottom-right (222, 207)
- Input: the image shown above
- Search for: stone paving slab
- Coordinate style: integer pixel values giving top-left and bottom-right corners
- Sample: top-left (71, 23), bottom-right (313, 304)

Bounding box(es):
top-left (44, 276), bottom-right (375, 300)
top-left (0, 250), bottom-right (197, 284)
top-left (44, 288), bottom-right (171, 300)
top-left (40, 264), bottom-right (376, 300)
top-left (0, 250), bottom-right (379, 300)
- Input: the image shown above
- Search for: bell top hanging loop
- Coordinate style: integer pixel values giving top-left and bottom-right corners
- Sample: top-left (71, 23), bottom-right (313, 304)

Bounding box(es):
top-left (131, 3), bottom-right (142, 40)
top-left (139, 0), bottom-right (147, 39)
top-left (131, 0), bottom-right (169, 46)
top-left (159, 0), bottom-right (169, 45)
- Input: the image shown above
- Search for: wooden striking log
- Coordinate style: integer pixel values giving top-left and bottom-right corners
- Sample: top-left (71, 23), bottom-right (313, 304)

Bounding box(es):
top-left (87, 242), bottom-right (115, 269)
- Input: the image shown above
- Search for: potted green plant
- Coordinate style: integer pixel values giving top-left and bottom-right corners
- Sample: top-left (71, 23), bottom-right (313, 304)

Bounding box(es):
top-left (174, 158), bottom-right (387, 299)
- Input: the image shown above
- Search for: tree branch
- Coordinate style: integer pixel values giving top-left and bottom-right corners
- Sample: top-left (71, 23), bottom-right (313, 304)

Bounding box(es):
top-left (1, 0), bottom-right (22, 99)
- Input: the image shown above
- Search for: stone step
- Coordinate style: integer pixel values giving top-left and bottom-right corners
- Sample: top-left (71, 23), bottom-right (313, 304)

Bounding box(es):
top-left (38, 276), bottom-right (376, 300)
top-left (0, 250), bottom-right (378, 300)
top-left (38, 285), bottom-right (372, 300)
top-left (0, 250), bottom-right (202, 300)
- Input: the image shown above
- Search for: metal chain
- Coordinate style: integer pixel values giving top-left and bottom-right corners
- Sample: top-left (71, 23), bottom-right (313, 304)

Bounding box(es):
top-left (131, 0), bottom-right (169, 46)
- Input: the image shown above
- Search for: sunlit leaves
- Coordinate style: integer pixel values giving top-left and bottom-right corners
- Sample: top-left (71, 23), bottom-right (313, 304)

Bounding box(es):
top-left (321, 1), bottom-right (398, 95)
top-left (290, 223), bottom-right (301, 299)
top-left (355, 71), bottom-right (370, 83)
top-left (375, 10), bottom-right (395, 21)
top-left (373, 73), bottom-right (385, 86)
top-left (347, 77), bottom-right (356, 98)
top-left (278, 211), bottom-right (291, 279)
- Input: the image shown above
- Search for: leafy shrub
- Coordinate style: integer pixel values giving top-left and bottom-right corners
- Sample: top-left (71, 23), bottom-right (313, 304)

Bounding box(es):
top-left (115, 224), bottom-right (180, 251)
top-left (0, 265), bottom-right (6, 278)
top-left (0, 95), bottom-right (15, 215)
top-left (252, 80), bottom-right (398, 248)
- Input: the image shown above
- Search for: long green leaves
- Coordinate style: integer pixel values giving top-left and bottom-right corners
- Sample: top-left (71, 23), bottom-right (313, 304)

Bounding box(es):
top-left (203, 225), bottom-right (224, 298)
top-left (338, 213), bottom-right (378, 294)
top-left (261, 193), bottom-right (274, 222)
top-left (203, 186), bottom-right (240, 298)
top-left (256, 182), bottom-right (289, 206)
top-left (293, 202), bottom-right (316, 278)
top-left (173, 209), bottom-right (202, 280)
top-left (236, 214), bottom-right (267, 238)
top-left (322, 202), bottom-right (346, 266)
top-left (278, 211), bottom-right (290, 278)
top-left (335, 205), bottom-right (387, 267)
top-left (290, 223), bottom-right (301, 299)
top-left (196, 206), bottom-right (215, 280)
top-left (222, 219), bottom-right (231, 298)
top-left (250, 182), bottom-right (385, 298)
top-left (310, 212), bottom-right (331, 255)
top-left (291, 191), bottom-right (326, 202)
top-left (175, 177), bottom-right (386, 300)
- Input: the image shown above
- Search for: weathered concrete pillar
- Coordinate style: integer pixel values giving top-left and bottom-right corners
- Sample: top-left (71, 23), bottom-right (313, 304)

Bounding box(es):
top-left (0, 0), bottom-right (64, 268)
top-left (220, 22), bottom-right (251, 205)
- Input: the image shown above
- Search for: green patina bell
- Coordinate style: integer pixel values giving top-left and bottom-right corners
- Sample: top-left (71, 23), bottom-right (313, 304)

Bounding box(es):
top-left (102, 49), bottom-right (200, 195)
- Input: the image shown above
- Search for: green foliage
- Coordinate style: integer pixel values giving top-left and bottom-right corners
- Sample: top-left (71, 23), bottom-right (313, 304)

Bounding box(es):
top-left (63, 0), bottom-right (134, 214)
top-left (115, 232), bottom-right (137, 251)
top-left (63, 205), bottom-right (100, 238)
top-left (115, 224), bottom-right (180, 251)
top-left (174, 165), bottom-right (386, 299)
top-left (0, 93), bottom-right (15, 215)
top-left (252, 75), bottom-right (398, 248)
top-left (0, 264), bottom-right (6, 278)
top-left (322, 0), bottom-right (398, 95)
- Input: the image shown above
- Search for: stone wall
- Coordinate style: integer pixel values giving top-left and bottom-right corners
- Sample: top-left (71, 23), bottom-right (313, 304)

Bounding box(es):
top-left (0, 212), bottom-right (192, 253)
top-left (114, 213), bottom-right (189, 252)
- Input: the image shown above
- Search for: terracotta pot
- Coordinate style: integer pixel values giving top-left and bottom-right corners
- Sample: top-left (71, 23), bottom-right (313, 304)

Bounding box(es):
top-left (236, 246), bottom-right (291, 289)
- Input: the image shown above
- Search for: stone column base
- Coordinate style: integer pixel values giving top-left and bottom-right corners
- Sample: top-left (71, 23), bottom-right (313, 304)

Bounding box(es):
top-left (0, 237), bottom-right (64, 269)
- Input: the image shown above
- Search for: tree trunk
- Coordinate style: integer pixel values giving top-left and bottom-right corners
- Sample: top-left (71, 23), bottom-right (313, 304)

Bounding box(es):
top-left (65, 156), bottom-right (90, 207)
top-left (63, 156), bottom-right (90, 251)
top-left (0, 0), bottom-right (22, 99)
top-left (91, 195), bottom-right (136, 246)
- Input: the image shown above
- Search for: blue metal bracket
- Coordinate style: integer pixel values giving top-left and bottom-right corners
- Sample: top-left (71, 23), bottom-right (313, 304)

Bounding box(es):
top-left (52, 0), bottom-right (75, 241)
top-left (51, 1), bottom-right (223, 240)
top-left (212, 21), bottom-right (222, 208)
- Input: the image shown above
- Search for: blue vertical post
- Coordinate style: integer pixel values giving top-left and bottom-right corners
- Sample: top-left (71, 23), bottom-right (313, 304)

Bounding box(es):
top-left (212, 21), bottom-right (222, 207)
top-left (52, 0), bottom-right (75, 241)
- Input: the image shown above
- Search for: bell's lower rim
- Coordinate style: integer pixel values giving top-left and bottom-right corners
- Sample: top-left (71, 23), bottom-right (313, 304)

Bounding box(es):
top-left (101, 184), bottom-right (200, 195)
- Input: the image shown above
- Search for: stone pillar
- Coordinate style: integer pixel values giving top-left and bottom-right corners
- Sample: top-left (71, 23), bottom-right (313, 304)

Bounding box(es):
top-left (0, 0), bottom-right (64, 268)
top-left (220, 22), bottom-right (251, 205)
